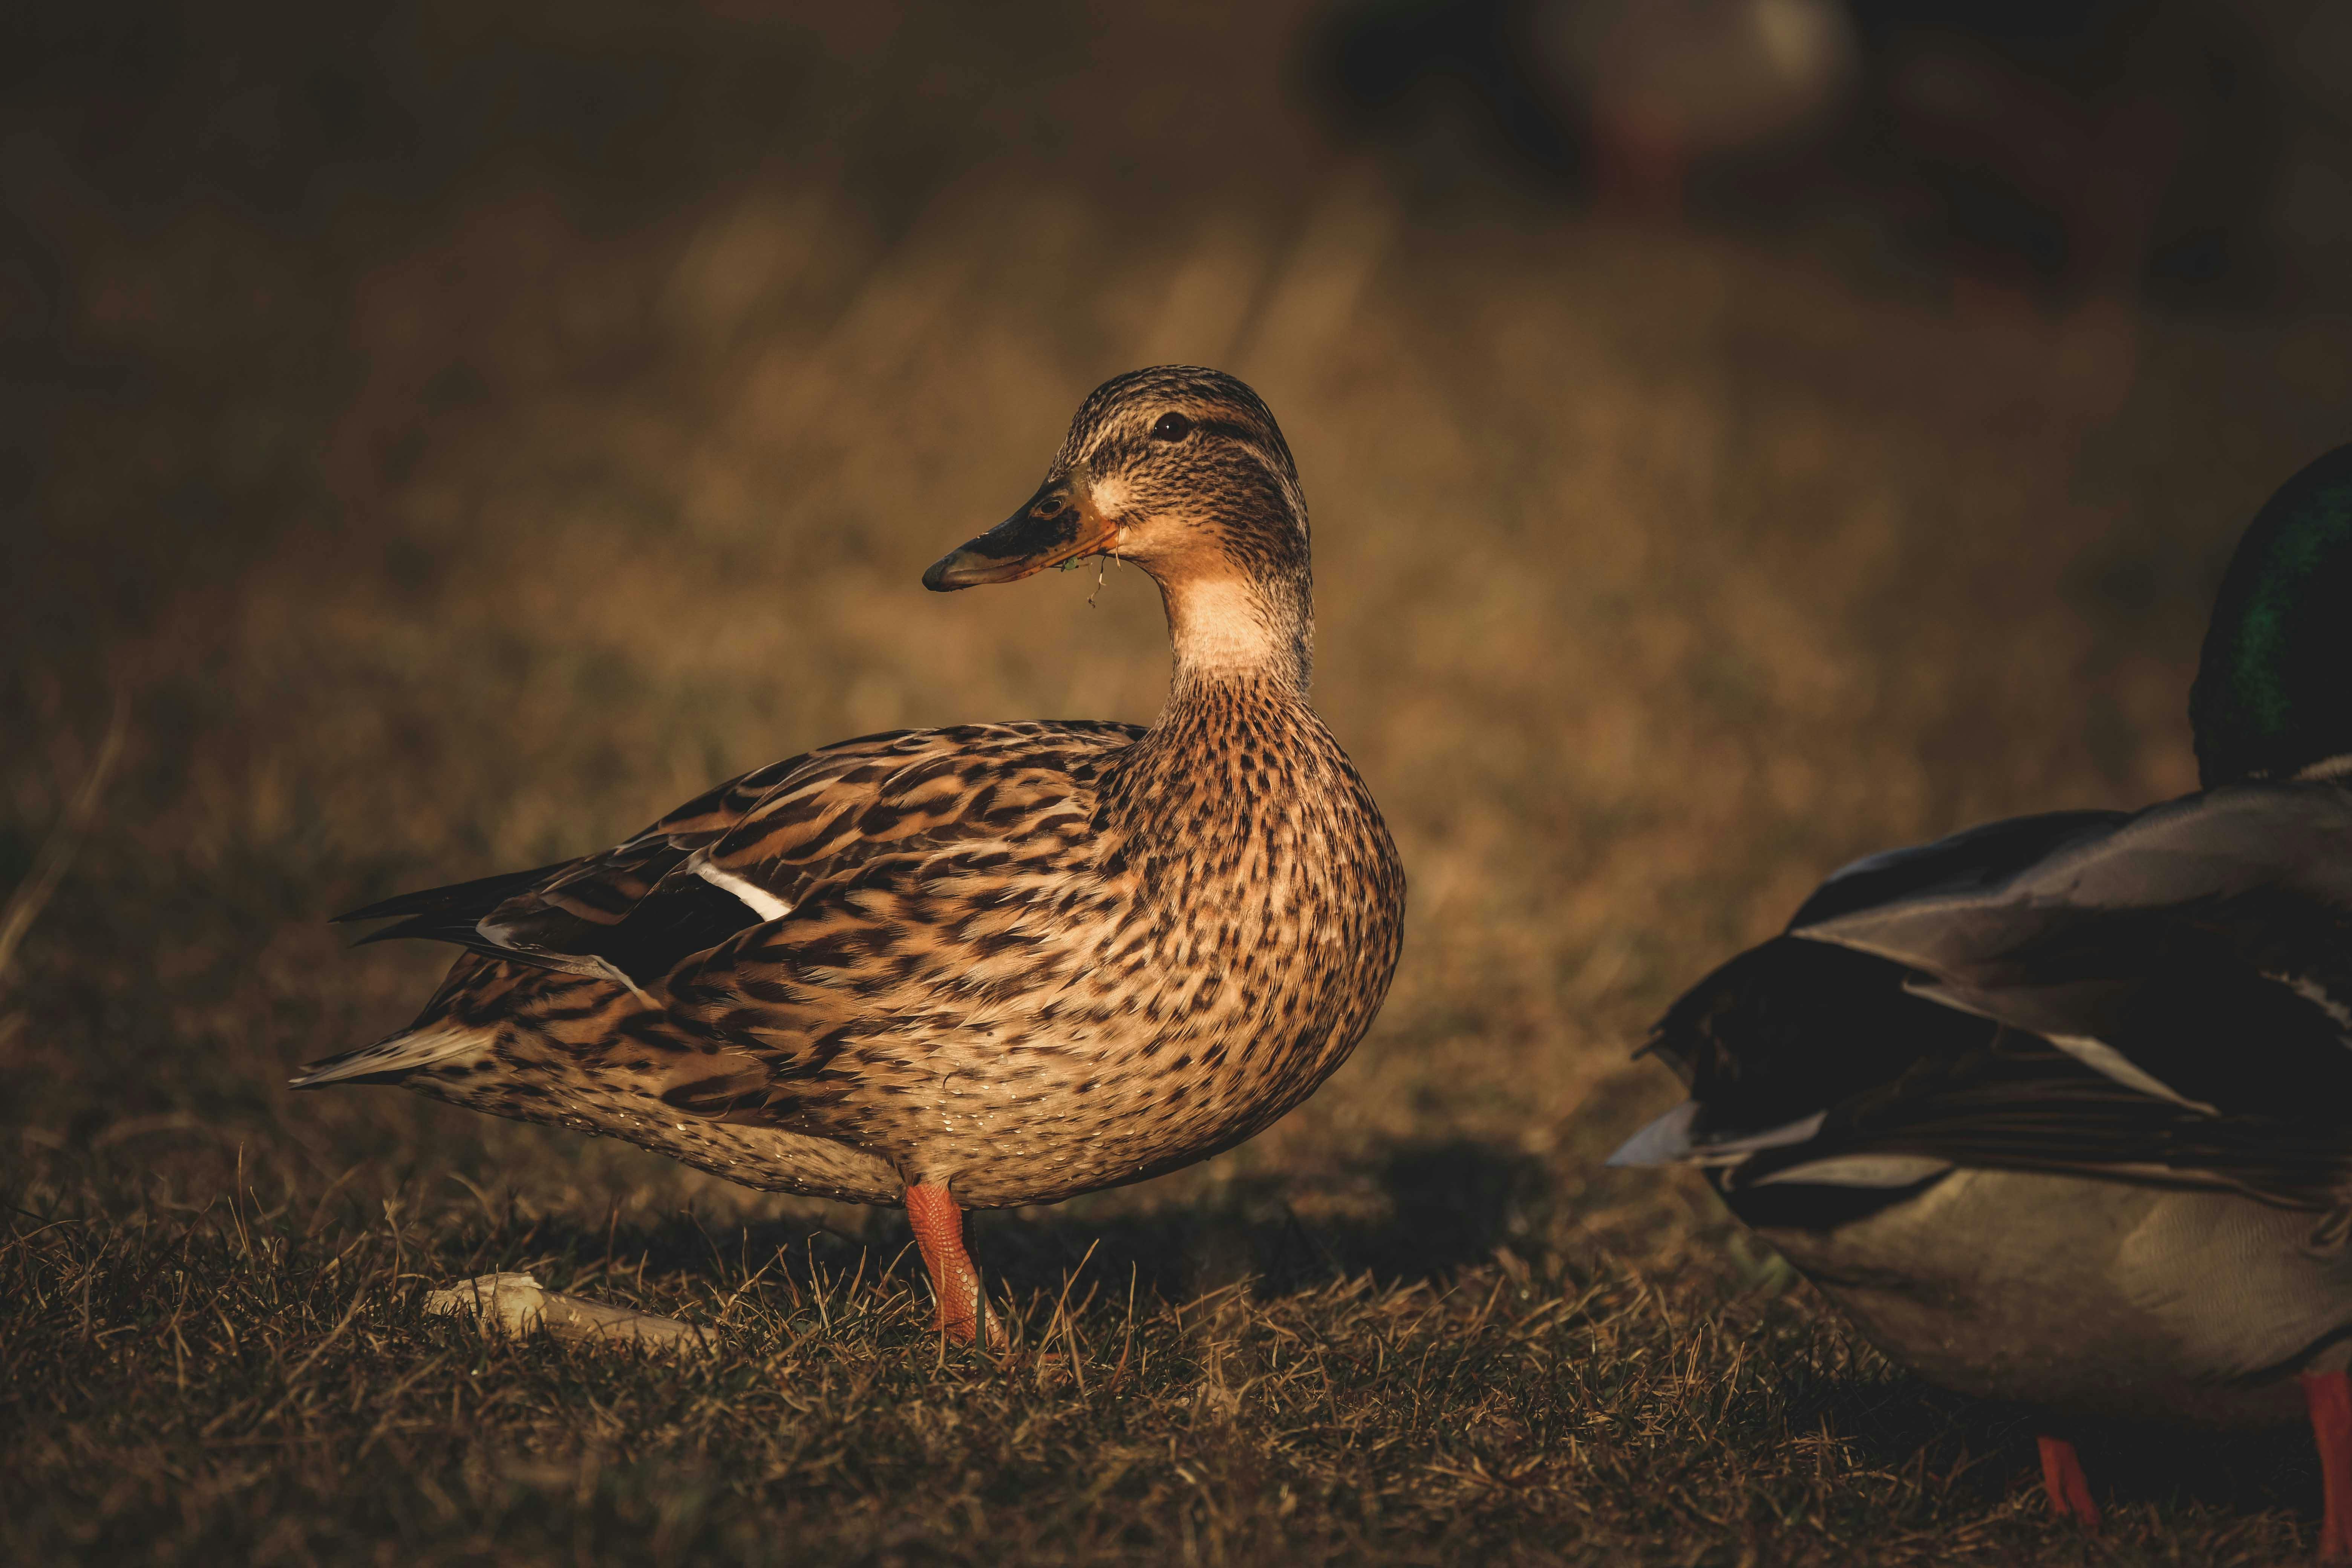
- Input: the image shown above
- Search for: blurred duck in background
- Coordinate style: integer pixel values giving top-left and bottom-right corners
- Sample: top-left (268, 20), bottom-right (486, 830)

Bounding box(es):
top-left (1316, 0), bottom-right (1857, 211)
top-left (1612, 445), bottom-right (2352, 1555)
top-left (292, 367), bottom-right (1407, 1347)
top-left (1532, 0), bottom-right (1858, 214)
top-left (1314, 0), bottom-right (2281, 306)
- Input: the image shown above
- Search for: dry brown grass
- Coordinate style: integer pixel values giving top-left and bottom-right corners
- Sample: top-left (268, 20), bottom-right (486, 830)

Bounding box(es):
top-left (8, 3), bottom-right (2352, 1562)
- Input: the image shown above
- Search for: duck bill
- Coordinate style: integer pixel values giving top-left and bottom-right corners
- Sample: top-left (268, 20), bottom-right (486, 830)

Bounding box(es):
top-left (922, 481), bottom-right (1120, 591)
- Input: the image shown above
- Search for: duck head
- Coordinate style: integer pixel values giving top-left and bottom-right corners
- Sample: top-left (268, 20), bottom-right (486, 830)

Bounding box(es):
top-left (923, 366), bottom-right (1315, 689)
top-left (2192, 443), bottom-right (2352, 786)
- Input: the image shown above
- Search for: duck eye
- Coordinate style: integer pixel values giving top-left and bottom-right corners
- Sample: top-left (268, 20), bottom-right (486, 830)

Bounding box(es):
top-left (1150, 412), bottom-right (1193, 442)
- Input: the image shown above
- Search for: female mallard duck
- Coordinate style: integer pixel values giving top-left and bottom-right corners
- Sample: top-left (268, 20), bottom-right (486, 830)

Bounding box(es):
top-left (294, 366), bottom-right (1407, 1343)
top-left (1613, 444), bottom-right (2352, 1555)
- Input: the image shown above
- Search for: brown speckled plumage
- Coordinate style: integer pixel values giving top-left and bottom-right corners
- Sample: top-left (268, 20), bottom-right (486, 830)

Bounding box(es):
top-left (297, 368), bottom-right (1405, 1326)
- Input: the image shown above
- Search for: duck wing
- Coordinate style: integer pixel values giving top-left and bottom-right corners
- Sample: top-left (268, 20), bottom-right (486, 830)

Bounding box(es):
top-left (1795, 784), bottom-right (2352, 1122)
top-left (1625, 787), bottom-right (2352, 1211)
top-left (337, 721), bottom-right (1144, 990)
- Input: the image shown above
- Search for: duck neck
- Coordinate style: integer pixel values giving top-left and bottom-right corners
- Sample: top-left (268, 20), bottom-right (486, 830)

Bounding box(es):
top-left (1095, 567), bottom-right (1317, 850)
top-left (1098, 573), bottom-right (1326, 864)
top-left (1157, 567), bottom-right (1314, 700)
top-left (2192, 447), bottom-right (2352, 786)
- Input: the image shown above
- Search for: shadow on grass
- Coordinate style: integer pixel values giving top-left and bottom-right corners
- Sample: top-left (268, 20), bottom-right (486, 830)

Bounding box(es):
top-left (397, 1135), bottom-right (1555, 1317)
top-left (1764, 1349), bottom-right (2328, 1531)
top-left (983, 1137), bottom-right (1556, 1301)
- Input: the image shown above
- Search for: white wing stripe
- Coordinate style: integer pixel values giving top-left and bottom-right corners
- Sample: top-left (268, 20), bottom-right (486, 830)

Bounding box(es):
top-left (2270, 971), bottom-right (2352, 1032)
top-left (2040, 1032), bottom-right (2220, 1115)
top-left (697, 862), bottom-right (792, 922)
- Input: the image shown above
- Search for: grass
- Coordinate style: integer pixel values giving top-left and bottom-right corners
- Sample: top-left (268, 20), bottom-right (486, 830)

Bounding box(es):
top-left (8, 2), bottom-right (2352, 1561)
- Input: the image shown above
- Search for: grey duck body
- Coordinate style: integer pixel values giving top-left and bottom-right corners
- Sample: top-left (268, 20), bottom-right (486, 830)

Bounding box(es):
top-left (1761, 1169), bottom-right (2352, 1426)
top-left (1617, 782), bottom-right (2352, 1427)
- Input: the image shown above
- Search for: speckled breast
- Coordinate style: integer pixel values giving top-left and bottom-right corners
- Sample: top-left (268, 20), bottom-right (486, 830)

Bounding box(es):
top-left (898, 714), bottom-right (1406, 1207)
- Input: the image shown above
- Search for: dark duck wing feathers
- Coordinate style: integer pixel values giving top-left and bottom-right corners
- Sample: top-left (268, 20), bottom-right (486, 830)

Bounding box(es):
top-left (1615, 444), bottom-right (2352, 1546)
top-left (1631, 787), bottom-right (2352, 1216)
top-left (297, 368), bottom-right (1406, 1339)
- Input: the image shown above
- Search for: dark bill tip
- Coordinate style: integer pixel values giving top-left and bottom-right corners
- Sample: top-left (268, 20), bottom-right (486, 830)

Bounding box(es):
top-left (922, 548), bottom-right (1010, 592)
top-left (921, 481), bottom-right (1110, 592)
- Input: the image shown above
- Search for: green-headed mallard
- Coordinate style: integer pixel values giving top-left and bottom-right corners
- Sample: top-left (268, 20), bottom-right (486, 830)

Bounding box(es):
top-left (295, 367), bottom-right (1407, 1344)
top-left (1613, 444), bottom-right (2352, 1554)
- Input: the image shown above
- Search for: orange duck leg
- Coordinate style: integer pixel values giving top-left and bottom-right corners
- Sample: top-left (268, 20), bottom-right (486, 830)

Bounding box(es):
top-left (2037, 1434), bottom-right (2100, 1531)
top-left (906, 1182), bottom-right (990, 1346)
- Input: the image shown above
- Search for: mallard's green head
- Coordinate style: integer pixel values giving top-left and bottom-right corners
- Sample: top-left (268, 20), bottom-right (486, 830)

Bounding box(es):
top-left (2191, 444), bottom-right (2352, 787)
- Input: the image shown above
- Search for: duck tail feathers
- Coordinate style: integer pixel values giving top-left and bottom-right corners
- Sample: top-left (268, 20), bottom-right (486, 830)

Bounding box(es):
top-left (1606, 1100), bottom-right (1828, 1168)
top-left (288, 1025), bottom-right (490, 1090)
top-left (335, 862), bottom-right (573, 937)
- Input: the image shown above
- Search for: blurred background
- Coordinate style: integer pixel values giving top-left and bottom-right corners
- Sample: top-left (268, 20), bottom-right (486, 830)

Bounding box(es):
top-left (12, 2), bottom-right (2352, 1558)
top-left (8, 0), bottom-right (2352, 1297)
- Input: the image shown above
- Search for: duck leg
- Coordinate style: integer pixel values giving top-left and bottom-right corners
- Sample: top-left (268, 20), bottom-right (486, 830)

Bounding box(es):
top-left (2037, 1434), bottom-right (2101, 1530)
top-left (2304, 1371), bottom-right (2352, 1561)
top-left (905, 1182), bottom-right (990, 1345)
